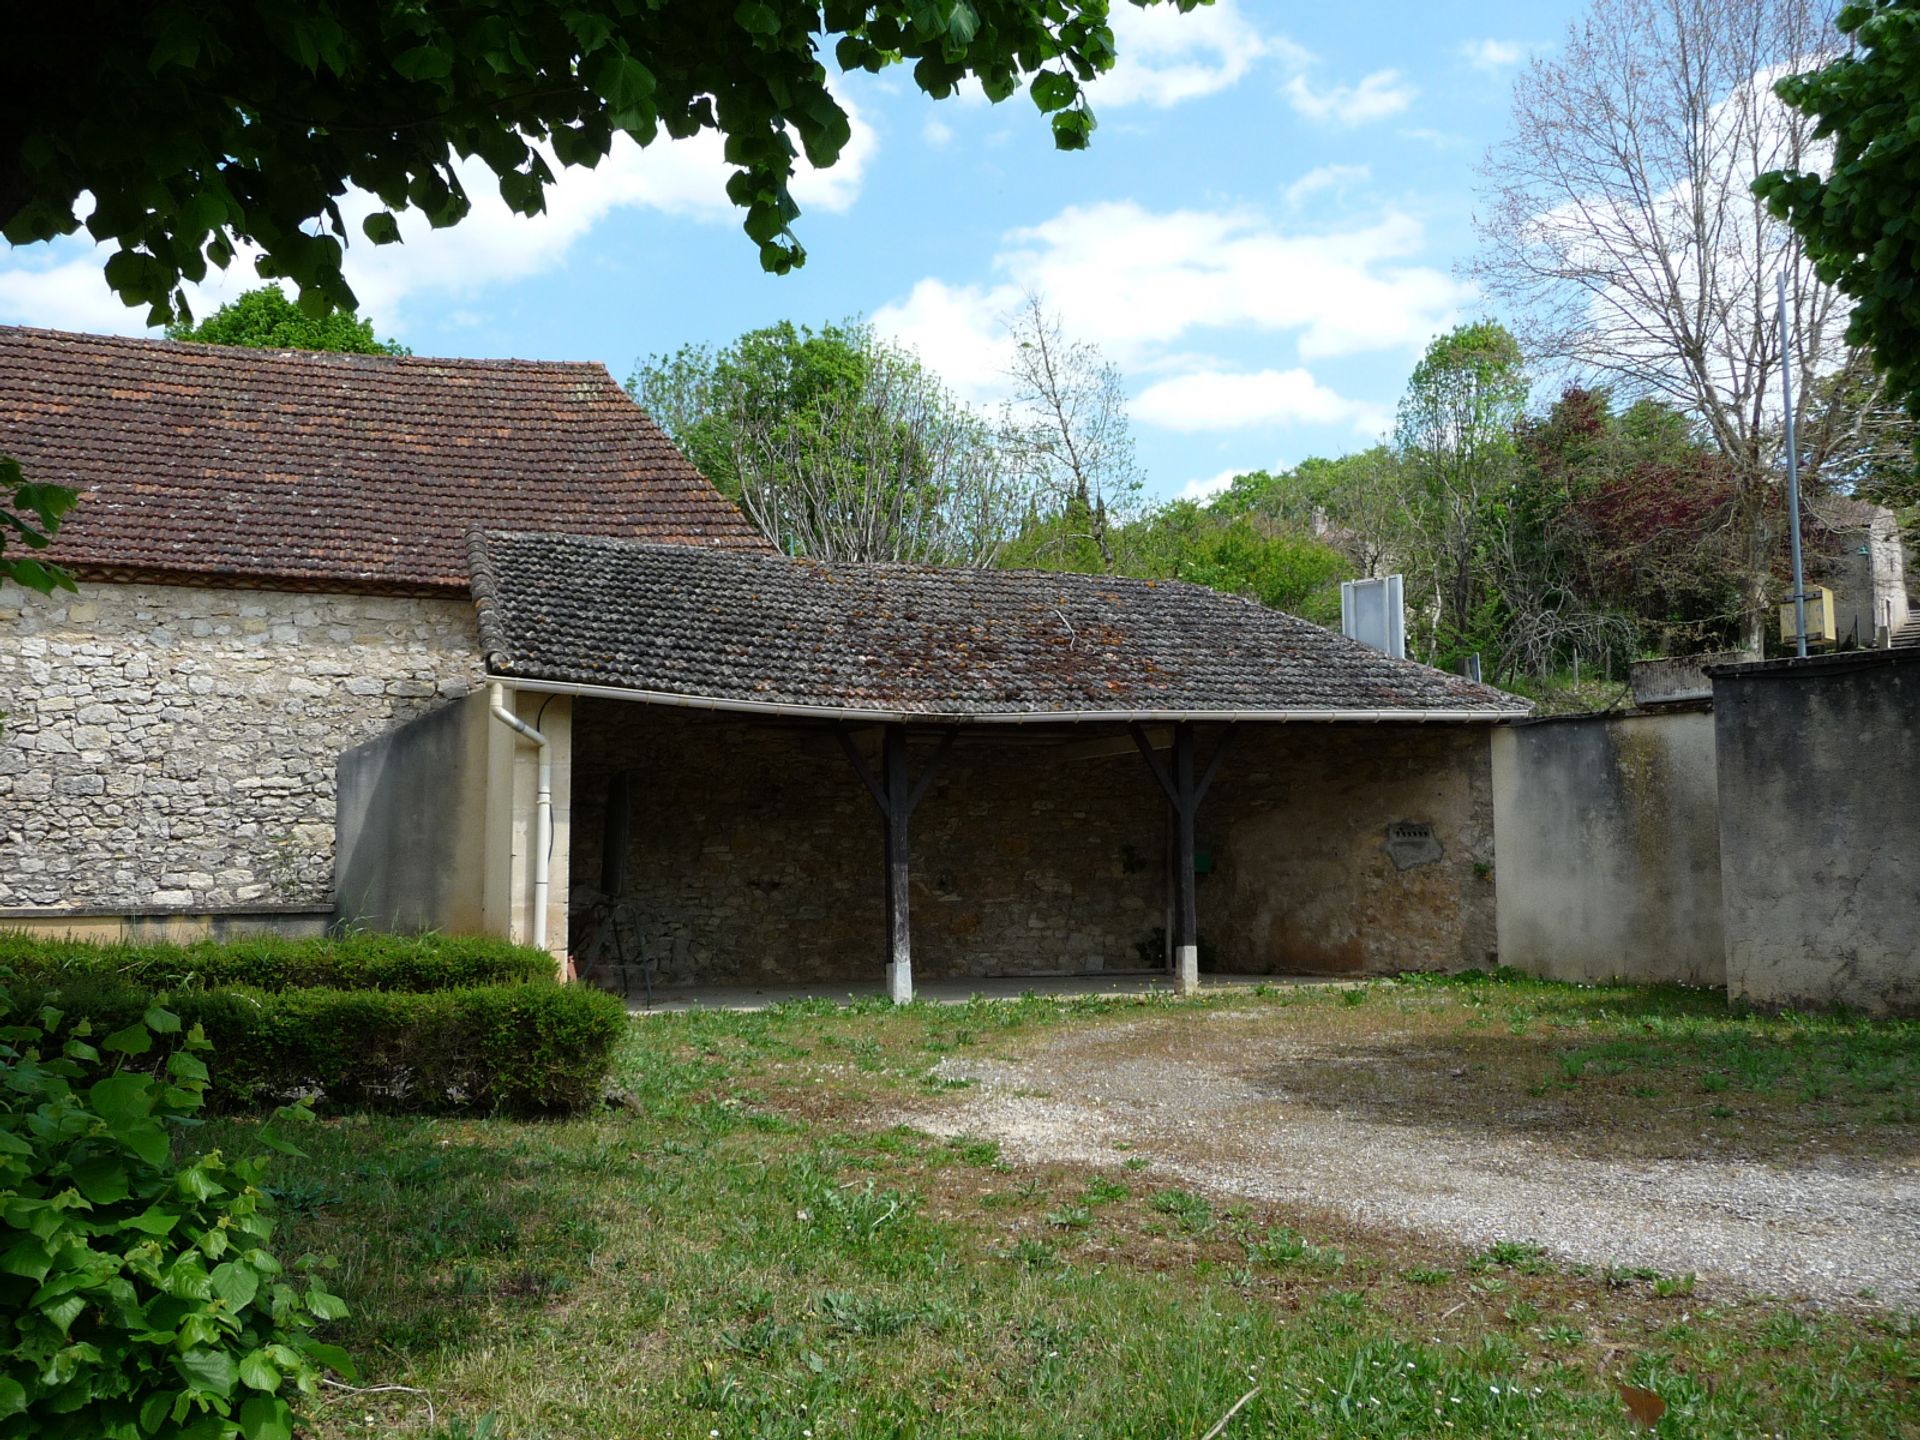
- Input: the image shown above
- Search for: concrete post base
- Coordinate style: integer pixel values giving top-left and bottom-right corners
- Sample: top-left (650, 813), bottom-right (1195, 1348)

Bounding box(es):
top-left (1174, 944), bottom-right (1199, 995)
top-left (887, 960), bottom-right (913, 1005)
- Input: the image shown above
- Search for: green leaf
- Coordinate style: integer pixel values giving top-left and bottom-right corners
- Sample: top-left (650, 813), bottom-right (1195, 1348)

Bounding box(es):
top-left (0, 1377), bottom-right (27, 1420)
top-left (89, 1071), bottom-right (155, 1123)
top-left (210, 1259), bottom-right (260, 1312)
top-left (43, 1293), bottom-right (86, 1335)
top-left (237, 1349), bottom-right (282, 1392)
top-left (361, 212), bottom-right (402, 245)
top-left (144, 1004), bottom-right (182, 1035)
top-left (304, 1286), bottom-right (350, 1321)
top-left (1029, 70), bottom-right (1077, 114)
top-left (176, 1347), bottom-right (236, 1399)
top-left (71, 1155), bottom-right (131, 1204)
top-left (2, 1236), bottom-right (53, 1282)
top-left (734, 2), bottom-right (780, 36)
top-left (238, 1395), bottom-right (294, 1440)
top-left (392, 44), bottom-right (453, 82)
top-left (303, 1341), bottom-right (357, 1380)
top-left (103, 1021), bottom-right (153, 1055)
top-left (125, 1205), bottom-right (182, 1235)
top-left (119, 1118), bottom-right (171, 1168)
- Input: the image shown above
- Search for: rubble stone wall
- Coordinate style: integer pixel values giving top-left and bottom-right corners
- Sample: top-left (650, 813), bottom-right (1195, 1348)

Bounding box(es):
top-left (0, 582), bottom-right (481, 911)
top-left (567, 701), bottom-right (1497, 985)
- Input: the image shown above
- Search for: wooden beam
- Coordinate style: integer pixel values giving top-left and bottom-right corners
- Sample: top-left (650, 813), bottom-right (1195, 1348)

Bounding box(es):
top-left (1132, 722), bottom-right (1233, 996)
top-left (902, 728), bottom-right (957, 817)
top-left (838, 725), bottom-right (952, 1004)
top-left (1170, 722), bottom-right (1199, 995)
top-left (882, 726), bottom-right (913, 1004)
top-left (1060, 726), bottom-right (1172, 763)
top-left (836, 728), bottom-right (889, 815)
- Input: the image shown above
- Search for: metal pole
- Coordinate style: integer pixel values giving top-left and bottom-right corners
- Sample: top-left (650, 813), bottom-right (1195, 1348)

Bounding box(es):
top-left (1777, 269), bottom-right (1808, 659)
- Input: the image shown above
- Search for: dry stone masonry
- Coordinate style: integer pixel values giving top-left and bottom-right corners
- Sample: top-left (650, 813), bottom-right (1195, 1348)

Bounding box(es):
top-left (0, 582), bottom-right (481, 912)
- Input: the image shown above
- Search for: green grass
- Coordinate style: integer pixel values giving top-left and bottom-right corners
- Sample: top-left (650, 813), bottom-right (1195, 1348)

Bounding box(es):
top-left (212, 975), bottom-right (1919, 1439)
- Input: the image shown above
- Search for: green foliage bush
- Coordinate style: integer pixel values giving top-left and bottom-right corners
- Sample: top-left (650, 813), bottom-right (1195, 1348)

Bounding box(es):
top-left (0, 932), bottom-right (555, 994)
top-left (0, 993), bottom-right (351, 1438)
top-left (12, 978), bottom-right (627, 1118)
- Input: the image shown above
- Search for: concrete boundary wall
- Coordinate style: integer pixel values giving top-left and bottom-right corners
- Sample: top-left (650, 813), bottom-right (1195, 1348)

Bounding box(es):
top-left (334, 687), bottom-right (572, 962)
top-left (1493, 708), bottom-right (1724, 988)
top-left (1711, 649), bottom-right (1920, 1016)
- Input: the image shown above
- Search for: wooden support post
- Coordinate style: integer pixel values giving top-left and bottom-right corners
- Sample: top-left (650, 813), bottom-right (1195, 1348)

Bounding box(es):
top-left (882, 726), bottom-right (913, 1004)
top-left (1171, 723), bottom-right (1199, 993)
top-left (1131, 721), bottom-right (1232, 997)
top-left (838, 726), bottom-right (955, 1005)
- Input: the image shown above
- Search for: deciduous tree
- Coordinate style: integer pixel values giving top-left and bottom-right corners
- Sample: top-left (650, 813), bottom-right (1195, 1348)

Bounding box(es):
top-left (166, 286), bottom-right (408, 354)
top-left (633, 321), bottom-right (1021, 566)
top-left (998, 292), bottom-right (1143, 573)
top-left (1757, 0), bottom-right (1920, 417)
top-left (1474, 0), bottom-right (1909, 650)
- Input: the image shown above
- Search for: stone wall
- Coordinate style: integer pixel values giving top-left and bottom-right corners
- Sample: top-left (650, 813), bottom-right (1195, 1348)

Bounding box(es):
top-left (1203, 723), bottom-right (1498, 974)
top-left (1712, 649), bottom-right (1920, 1016)
top-left (1492, 709), bottom-right (1725, 988)
top-left (1, 581), bottom-right (481, 912)
top-left (567, 701), bottom-right (1497, 985)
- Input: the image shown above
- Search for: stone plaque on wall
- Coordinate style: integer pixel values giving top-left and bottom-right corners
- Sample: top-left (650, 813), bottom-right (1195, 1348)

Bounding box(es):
top-left (1384, 821), bottom-right (1443, 871)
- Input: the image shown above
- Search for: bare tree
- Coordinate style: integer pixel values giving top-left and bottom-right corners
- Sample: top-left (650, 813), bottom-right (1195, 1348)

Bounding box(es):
top-left (1474, 0), bottom-right (1909, 650)
top-left (1000, 292), bottom-right (1143, 573)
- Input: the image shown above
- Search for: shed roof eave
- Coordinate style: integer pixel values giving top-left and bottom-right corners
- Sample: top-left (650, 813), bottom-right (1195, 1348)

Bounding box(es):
top-left (488, 672), bottom-right (1527, 725)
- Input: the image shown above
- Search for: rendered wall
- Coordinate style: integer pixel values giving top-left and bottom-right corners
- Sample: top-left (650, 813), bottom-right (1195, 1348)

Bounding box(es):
top-left (0, 581), bottom-right (480, 912)
top-left (1492, 710), bottom-right (1725, 988)
top-left (1714, 650), bottom-right (1920, 1015)
top-left (566, 702), bottom-right (1496, 986)
top-left (336, 693), bottom-right (492, 934)
top-left (334, 687), bottom-right (571, 963)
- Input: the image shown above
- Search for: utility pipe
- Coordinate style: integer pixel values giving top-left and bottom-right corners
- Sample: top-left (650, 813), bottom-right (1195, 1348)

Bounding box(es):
top-left (488, 682), bottom-right (552, 955)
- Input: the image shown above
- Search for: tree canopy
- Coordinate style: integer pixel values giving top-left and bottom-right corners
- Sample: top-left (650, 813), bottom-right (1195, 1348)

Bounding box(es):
top-left (1758, 0), bottom-right (1920, 416)
top-left (2, 0), bottom-right (1198, 327)
top-left (633, 320), bottom-right (1021, 566)
top-left (165, 286), bottom-right (408, 354)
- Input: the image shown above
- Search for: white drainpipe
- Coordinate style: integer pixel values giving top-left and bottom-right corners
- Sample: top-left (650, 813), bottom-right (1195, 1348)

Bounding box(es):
top-left (488, 683), bottom-right (551, 954)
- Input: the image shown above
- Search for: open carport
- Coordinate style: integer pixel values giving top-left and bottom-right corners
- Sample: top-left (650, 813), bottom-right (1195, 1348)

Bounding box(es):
top-left (338, 531), bottom-right (1527, 998)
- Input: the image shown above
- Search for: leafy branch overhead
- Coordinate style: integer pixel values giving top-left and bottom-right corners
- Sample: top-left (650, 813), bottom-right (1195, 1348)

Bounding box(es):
top-left (1757, 0), bottom-right (1920, 416)
top-left (0, 0), bottom-right (1201, 324)
top-left (0, 456), bottom-right (77, 596)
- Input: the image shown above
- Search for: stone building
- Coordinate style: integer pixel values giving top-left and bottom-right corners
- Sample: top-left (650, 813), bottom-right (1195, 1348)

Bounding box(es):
top-left (0, 325), bottom-right (761, 934)
top-left (340, 533), bottom-right (1527, 998)
top-left (4, 323), bottom-right (1531, 996)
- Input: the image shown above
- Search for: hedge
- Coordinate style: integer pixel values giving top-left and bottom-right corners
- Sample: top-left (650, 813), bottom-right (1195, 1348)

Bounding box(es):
top-left (0, 934), bottom-right (627, 1115)
top-left (0, 931), bottom-right (556, 993)
top-left (8, 976), bottom-right (628, 1116)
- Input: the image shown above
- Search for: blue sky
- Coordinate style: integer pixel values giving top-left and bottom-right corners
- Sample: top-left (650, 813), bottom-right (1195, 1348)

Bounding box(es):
top-left (0, 0), bottom-right (1587, 504)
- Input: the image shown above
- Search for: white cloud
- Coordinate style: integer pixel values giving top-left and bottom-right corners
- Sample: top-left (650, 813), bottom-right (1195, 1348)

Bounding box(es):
top-left (1284, 163), bottom-right (1371, 208)
top-left (1134, 368), bottom-right (1389, 435)
top-left (0, 252), bottom-right (154, 336)
top-left (0, 92), bottom-right (875, 335)
top-left (1285, 69), bottom-right (1417, 126)
top-left (1458, 38), bottom-right (1536, 72)
top-left (1092, 0), bottom-right (1306, 109)
top-left (1178, 468), bottom-right (1244, 503)
top-left (923, 117), bottom-right (954, 148)
top-left (873, 200), bottom-right (1473, 406)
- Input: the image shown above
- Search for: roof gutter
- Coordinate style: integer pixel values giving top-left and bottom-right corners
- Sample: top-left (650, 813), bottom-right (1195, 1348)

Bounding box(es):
top-left (490, 673), bottom-right (1525, 726)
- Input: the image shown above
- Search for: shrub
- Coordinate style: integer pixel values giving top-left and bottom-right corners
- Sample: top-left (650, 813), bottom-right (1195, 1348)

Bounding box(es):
top-left (13, 980), bottom-right (629, 1117)
top-left (0, 992), bottom-right (351, 1438)
top-left (0, 933), bottom-right (555, 994)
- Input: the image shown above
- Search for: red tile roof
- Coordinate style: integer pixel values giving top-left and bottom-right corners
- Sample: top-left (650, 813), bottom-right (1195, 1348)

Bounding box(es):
top-left (470, 531), bottom-right (1532, 719)
top-left (0, 325), bottom-right (764, 592)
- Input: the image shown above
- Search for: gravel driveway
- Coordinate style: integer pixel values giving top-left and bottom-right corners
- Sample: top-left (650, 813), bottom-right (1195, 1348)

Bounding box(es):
top-left (905, 1011), bottom-right (1920, 1309)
